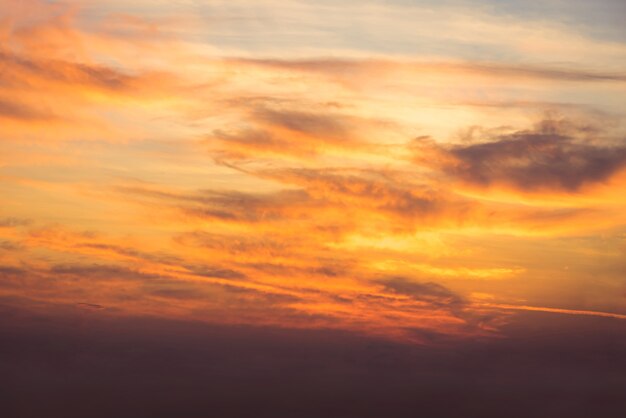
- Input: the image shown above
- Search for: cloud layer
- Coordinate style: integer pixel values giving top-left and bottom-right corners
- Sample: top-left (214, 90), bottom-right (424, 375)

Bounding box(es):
top-left (1, 0), bottom-right (625, 346)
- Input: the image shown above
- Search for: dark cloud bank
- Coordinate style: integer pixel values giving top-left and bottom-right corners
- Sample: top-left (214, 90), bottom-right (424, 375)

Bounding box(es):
top-left (1, 299), bottom-right (625, 418)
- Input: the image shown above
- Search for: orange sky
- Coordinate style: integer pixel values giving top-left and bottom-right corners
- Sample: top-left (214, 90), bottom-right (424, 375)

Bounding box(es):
top-left (1, 0), bottom-right (625, 344)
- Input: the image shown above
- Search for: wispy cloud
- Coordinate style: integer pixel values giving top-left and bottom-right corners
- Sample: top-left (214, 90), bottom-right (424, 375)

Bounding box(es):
top-left (478, 303), bottom-right (626, 320)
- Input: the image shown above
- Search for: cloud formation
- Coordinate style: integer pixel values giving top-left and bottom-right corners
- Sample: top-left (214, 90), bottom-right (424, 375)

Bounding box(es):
top-left (0, 0), bottom-right (625, 347)
top-left (414, 118), bottom-right (626, 192)
top-left (1, 1), bottom-right (626, 416)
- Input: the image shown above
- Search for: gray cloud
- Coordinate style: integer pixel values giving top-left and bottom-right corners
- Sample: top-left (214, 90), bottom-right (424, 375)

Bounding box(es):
top-left (415, 118), bottom-right (626, 192)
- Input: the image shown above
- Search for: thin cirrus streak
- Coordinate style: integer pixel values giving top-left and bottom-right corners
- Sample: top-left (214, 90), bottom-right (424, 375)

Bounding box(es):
top-left (477, 303), bottom-right (626, 320)
top-left (0, 0), bottom-right (625, 347)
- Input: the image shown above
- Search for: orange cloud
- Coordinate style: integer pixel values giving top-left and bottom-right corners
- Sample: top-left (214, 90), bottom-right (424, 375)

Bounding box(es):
top-left (1, 0), bottom-right (625, 346)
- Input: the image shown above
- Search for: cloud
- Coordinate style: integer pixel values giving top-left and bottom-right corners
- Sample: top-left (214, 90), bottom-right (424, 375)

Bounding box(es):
top-left (0, 218), bottom-right (31, 228)
top-left (0, 52), bottom-right (132, 90)
top-left (259, 168), bottom-right (447, 218)
top-left (209, 105), bottom-right (380, 159)
top-left (0, 260), bottom-right (293, 324)
top-left (212, 128), bottom-right (314, 158)
top-left (413, 117), bottom-right (626, 192)
top-left (379, 277), bottom-right (464, 307)
top-left (76, 302), bottom-right (104, 310)
top-left (30, 234), bottom-right (251, 282)
top-left (116, 184), bottom-right (326, 224)
top-left (0, 2), bottom-right (179, 143)
top-left (0, 99), bottom-right (54, 121)
top-left (232, 58), bottom-right (626, 83)
top-left (477, 302), bottom-right (626, 320)
top-left (1, 0), bottom-right (625, 352)
top-left (174, 231), bottom-right (294, 257)
top-left (0, 241), bottom-right (20, 251)
top-left (0, 266), bottom-right (26, 277)
top-left (252, 108), bottom-right (350, 140)
top-left (113, 160), bottom-right (617, 240)
top-left (183, 189), bottom-right (316, 223)
top-left (184, 265), bottom-right (247, 280)
top-left (49, 263), bottom-right (155, 280)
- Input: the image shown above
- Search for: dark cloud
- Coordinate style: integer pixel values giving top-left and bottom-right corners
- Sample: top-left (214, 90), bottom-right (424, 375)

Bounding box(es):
top-left (184, 265), bottom-right (247, 280)
top-left (0, 265), bottom-right (26, 277)
top-left (175, 232), bottom-right (351, 280)
top-left (379, 277), bottom-right (464, 308)
top-left (416, 119), bottom-right (626, 192)
top-left (146, 286), bottom-right (206, 300)
top-left (256, 168), bottom-right (482, 228)
top-left (76, 243), bottom-right (185, 267)
top-left (237, 261), bottom-right (348, 281)
top-left (49, 261), bottom-right (247, 284)
top-left (140, 277), bottom-right (301, 313)
top-left (3, 234), bottom-right (244, 282)
top-left (115, 168), bottom-right (476, 234)
top-left (175, 231), bottom-right (292, 256)
top-left (218, 284), bottom-right (302, 305)
top-left (76, 302), bottom-right (104, 310)
top-left (0, 262), bottom-right (287, 315)
top-left (49, 264), bottom-right (157, 281)
top-left (452, 137), bottom-right (626, 191)
top-left (264, 168), bottom-right (442, 216)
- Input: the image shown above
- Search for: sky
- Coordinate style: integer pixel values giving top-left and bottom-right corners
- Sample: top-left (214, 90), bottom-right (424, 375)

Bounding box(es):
top-left (1, 1), bottom-right (625, 416)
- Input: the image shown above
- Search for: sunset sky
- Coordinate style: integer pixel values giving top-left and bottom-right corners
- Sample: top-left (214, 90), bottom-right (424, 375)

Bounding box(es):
top-left (1, 1), bottom-right (626, 416)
